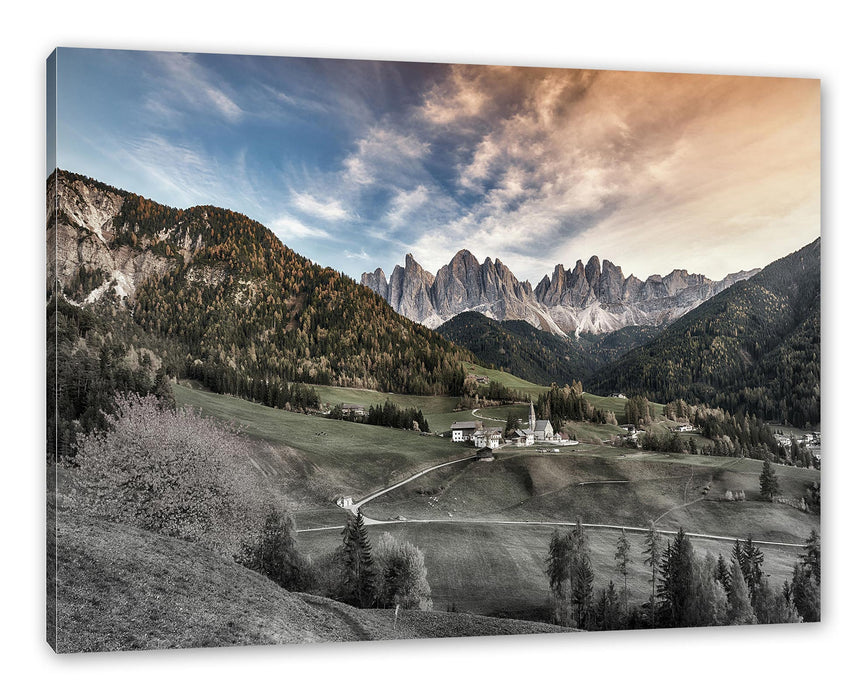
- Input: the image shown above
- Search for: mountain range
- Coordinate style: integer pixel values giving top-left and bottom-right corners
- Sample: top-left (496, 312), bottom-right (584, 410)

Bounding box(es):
top-left (47, 170), bottom-right (820, 431)
top-left (362, 250), bottom-right (758, 336)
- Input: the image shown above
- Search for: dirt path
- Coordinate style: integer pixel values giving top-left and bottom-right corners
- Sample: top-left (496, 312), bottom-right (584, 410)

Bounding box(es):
top-left (471, 409), bottom-right (508, 423)
top-left (350, 456), bottom-right (476, 512)
top-left (300, 451), bottom-right (807, 550)
top-left (297, 517), bottom-right (806, 548)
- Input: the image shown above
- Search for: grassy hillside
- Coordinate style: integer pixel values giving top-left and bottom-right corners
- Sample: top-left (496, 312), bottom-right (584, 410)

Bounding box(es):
top-left (172, 382), bottom-right (816, 625)
top-left (299, 522), bottom-right (807, 620)
top-left (49, 512), bottom-right (567, 652)
top-left (172, 383), bottom-right (470, 527)
top-left (461, 362), bottom-right (549, 397)
top-left (362, 447), bottom-right (819, 543)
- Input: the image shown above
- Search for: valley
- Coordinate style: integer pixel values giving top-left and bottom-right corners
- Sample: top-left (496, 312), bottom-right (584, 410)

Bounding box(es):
top-left (172, 382), bottom-right (818, 622)
top-left (48, 170), bottom-right (821, 650)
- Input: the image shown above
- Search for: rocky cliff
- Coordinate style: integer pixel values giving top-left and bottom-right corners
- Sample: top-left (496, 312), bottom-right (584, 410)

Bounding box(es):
top-left (362, 250), bottom-right (757, 336)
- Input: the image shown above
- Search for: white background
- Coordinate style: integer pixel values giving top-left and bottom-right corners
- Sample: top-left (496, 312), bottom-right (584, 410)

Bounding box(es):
top-left (2, 1), bottom-right (861, 697)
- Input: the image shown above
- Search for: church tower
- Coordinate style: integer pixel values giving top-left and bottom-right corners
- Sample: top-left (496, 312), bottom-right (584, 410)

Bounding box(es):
top-left (529, 401), bottom-right (536, 433)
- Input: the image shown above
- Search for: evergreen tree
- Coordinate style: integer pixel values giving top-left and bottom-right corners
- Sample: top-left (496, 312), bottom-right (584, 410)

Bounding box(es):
top-left (546, 529), bottom-right (572, 625)
top-left (643, 520), bottom-right (662, 627)
top-left (802, 529), bottom-right (821, 584)
top-left (714, 553), bottom-right (732, 594)
top-left (769, 586), bottom-right (803, 624)
top-left (614, 528), bottom-right (631, 613)
top-left (242, 507), bottom-right (315, 592)
top-left (658, 528), bottom-right (694, 627)
top-left (739, 536), bottom-right (765, 604)
top-left (594, 580), bottom-right (622, 631)
top-left (569, 519), bottom-right (595, 630)
top-left (727, 561), bottom-right (757, 625)
top-left (505, 411), bottom-right (520, 433)
top-left (340, 512), bottom-right (377, 608)
top-left (759, 460), bottom-right (780, 501)
top-left (791, 563), bottom-right (820, 622)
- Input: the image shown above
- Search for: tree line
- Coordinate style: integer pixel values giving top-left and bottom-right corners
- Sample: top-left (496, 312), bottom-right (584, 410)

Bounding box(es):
top-left (546, 520), bottom-right (819, 630)
top-left (533, 382), bottom-right (617, 434)
top-left (327, 399), bottom-right (431, 433)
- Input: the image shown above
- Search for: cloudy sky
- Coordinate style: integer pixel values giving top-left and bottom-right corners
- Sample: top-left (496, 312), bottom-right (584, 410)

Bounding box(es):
top-left (53, 49), bottom-right (820, 283)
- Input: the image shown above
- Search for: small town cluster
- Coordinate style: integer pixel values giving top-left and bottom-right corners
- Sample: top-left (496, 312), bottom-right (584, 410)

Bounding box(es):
top-left (450, 403), bottom-right (560, 450)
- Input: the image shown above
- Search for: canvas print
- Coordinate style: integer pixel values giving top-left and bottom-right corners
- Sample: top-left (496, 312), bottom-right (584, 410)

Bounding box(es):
top-left (47, 49), bottom-right (820, 653)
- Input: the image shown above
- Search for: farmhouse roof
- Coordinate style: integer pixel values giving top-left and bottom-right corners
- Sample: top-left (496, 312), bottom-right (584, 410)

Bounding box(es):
top-left (451, 421), bottom-right (479, 430)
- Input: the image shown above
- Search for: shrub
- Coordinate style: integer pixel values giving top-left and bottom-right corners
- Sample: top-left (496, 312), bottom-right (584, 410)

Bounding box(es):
top-left (373, 532), bottom-right (433, 610)
top-left (66, 393), bottom-right (270, 557)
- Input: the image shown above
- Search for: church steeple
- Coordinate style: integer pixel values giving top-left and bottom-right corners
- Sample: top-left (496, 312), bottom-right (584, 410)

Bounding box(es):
top-left (529, 401), bottom-right (536, 432)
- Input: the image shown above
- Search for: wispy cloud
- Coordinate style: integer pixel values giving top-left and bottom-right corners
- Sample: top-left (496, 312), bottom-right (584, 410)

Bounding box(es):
top-left (385, 186), bottom-right (429, 229)
top-left (291, 191), bottom-right (353, 222)
top-left (58, 51), bottom-right (819, 282)
top-left (268, 214), bottom-right (332, 241)
top-left (342, 127), bottom-right (431, 188)
top-left (148, 52), bottom-right (244, 124)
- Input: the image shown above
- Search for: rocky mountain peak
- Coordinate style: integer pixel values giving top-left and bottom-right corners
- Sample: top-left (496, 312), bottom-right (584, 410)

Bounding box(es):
top-left (362, 248), bottom-right (759, 335)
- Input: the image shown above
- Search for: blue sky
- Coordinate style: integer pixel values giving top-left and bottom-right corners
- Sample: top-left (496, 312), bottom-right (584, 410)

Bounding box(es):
top-left (53, 48), bottom-right (820, 283)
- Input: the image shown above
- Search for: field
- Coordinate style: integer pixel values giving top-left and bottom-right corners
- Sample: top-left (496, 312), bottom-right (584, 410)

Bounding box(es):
top-left (360, 446), bottom-right (819, 543)
top-left (298, 522), bottom-right (808, 619)
top-left (173, 383), bottom-right (471, 528)
top-left (50, 511), bottom-right (566, 652)
top-left (171, 382), bottom-right (819, 623)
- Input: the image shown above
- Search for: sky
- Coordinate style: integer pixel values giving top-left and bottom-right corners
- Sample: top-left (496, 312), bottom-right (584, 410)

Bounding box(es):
top-left (52, 48), bottom-right (820, 283)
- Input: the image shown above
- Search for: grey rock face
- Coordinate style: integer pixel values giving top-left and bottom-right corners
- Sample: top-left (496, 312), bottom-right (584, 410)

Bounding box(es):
top-left (362, 249), bottom-right (759, 336)
top-left (360, 268), bottom-right (389, 299)
top-left (48, 171), bottom-right (225, 306)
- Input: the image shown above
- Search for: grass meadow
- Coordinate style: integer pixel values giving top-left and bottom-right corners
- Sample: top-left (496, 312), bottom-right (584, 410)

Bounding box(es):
top-left (173, 383), bottom-right (818, 621)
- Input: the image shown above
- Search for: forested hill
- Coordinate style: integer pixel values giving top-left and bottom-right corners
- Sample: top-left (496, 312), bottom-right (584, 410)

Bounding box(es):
top-left (437, 311), bottom-right (658, 386)
top-left (586, 239), bottom-right (821, 428)
top-left (48, 170), bottom-right (474, 452)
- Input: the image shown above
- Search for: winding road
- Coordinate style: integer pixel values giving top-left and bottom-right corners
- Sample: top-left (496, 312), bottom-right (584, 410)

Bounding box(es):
top-left (296, 452), bottom-right (807, 549)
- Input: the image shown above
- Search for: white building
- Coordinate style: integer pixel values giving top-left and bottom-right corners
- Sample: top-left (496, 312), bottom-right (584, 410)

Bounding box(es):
top-left (534, 419), bottom-right (554, 442)
top-left (451, 420), bottom-right (480, 443)
top-left (473, 428), bottom-right (503, 449)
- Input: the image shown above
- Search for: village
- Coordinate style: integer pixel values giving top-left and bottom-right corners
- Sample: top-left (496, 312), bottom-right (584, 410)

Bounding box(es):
top-left (449, 402), bottom-right (575, 452)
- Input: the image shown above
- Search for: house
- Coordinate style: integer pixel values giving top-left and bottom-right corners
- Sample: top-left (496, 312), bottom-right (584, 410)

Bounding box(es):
top-left (609, 393), bottom-right (627, 399)
top-left (451, 420), bottom-right (481, 443)
top-left (621, 423), bottom-right (637, 435)
top-left (476, 446), bottom-right (495, 461)
top-left (473, 427), bottom-right (503, 449)
top-left (534, 419), bottom-right (554, 442)
top-left (341, 403), bottom-right (367, 418)
top-left (675, 424), bottom-right (694, 432)
top-left (511, 428), bottom-right (535, 447)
